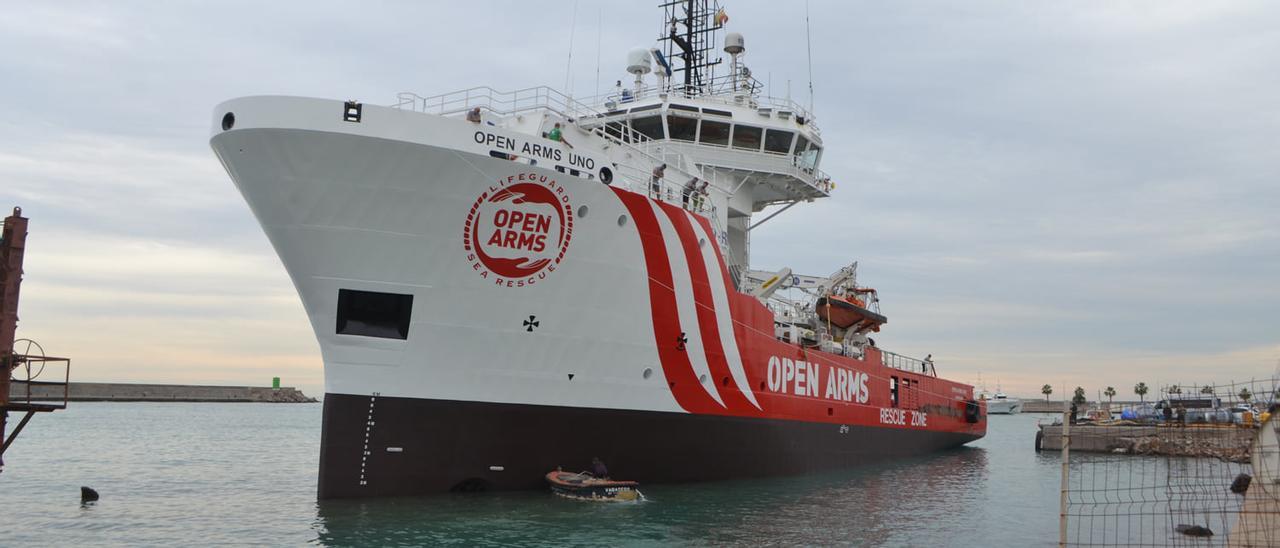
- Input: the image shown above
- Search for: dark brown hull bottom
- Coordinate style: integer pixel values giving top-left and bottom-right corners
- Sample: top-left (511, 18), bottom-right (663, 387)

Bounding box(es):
top-left (318, 393), bottom-right (982, 499)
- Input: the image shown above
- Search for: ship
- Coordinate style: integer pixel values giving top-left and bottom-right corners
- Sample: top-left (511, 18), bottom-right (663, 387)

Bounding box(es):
top-left (983, 391), bottom-right (1022, 415)
top-left (209, 1), bottom-right (986, 499)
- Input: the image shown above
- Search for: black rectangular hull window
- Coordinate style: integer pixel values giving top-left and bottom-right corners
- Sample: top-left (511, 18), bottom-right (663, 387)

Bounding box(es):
top-left (336, 289), bottom-right (413, 339)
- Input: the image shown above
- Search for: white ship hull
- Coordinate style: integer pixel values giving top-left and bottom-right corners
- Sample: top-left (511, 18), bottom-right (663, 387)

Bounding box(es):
top-left (212, 96), bottom-right (688, 412)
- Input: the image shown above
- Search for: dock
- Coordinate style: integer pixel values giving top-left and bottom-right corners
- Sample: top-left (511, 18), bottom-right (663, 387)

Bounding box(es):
top-left (9, 381), bottom-right (317, 403)
top-left (1039, 423), bottom-right (1255, 462)
top-left (1020, 399), bottom-right (1144, 413)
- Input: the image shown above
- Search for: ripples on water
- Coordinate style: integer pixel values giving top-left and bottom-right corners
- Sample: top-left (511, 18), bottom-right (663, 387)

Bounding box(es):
top-left (1, 403), bottom-right (1067, 546)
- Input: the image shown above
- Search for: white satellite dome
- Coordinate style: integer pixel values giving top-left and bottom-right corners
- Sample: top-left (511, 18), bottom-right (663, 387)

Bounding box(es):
top-left (626, 47), bottom-right (652, 75)
top-left (724, 32), bottom-right (745, 54)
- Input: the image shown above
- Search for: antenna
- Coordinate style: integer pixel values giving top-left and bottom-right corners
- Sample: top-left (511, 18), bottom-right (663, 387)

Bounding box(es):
top-left (595, 8), bottom-right (603, 98)
top-left (564, 0), bottom-right (580, 95)
top-left (805, 0), bottom-right (815, 112)
top-left (658, 0), bottom-right (724, 96)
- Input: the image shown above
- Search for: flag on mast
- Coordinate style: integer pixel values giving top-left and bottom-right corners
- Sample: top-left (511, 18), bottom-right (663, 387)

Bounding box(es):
top-left (715, 8), bottom-right (729, 26)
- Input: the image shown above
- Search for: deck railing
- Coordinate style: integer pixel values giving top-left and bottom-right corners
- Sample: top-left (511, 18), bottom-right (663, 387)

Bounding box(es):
top-left (7, 354), bottom-right (71, 408)
top-left (881, 350), bottom-right (936, 377)
top-left (395, 86), bottom-right (602, 120)
top-left (395, 85), bottom-right (833, 196)
top-left (577, 78), bottom-right (821, 135)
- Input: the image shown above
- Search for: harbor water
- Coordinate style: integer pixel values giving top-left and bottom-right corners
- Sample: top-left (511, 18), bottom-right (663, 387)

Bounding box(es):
top-left (1, 403), bottom-right (1065, 546)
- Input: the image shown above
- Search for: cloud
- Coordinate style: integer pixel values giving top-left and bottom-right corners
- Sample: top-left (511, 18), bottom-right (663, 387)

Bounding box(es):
top-left (1020, 249), bottom-right (1117, 264)
top-left (1, 0), bottom-right (1277, 401)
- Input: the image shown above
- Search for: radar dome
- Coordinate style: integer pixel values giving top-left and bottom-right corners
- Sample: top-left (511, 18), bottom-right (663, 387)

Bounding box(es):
top-left (626, 47), bottom-right (652, 75)
top-left (724, 32), bottom-right (745, 54)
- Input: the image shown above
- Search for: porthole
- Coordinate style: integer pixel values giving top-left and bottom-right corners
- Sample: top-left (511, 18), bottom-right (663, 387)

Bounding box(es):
top-left (721, 376), bottom-right (730, 387)
top-left (617, 214), bottom-right (628, 227)
top-left (600, 167), bottom-right (613, 185)
top-left (699, 238), bottom-right (706, 248)
top-left (221, 112), bottom-right (235, 131)
top-left (699, 374), bottom-right (708, 384)
top-left (577, 205), bottom-right (589, 218)
top-left (642, 367), bottom-right (653, 380)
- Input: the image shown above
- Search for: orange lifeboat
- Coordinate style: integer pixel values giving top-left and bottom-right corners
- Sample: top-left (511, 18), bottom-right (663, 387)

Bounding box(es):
top-left (816, 292), bottom-right (887, 333)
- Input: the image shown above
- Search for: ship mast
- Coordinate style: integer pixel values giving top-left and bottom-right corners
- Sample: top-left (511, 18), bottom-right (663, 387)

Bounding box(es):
top-left (658, 0), bottom-right (724, 95)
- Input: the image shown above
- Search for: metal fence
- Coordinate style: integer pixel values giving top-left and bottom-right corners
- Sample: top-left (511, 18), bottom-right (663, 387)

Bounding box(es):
top-left (1055, 378), bottom-right (1280, 547)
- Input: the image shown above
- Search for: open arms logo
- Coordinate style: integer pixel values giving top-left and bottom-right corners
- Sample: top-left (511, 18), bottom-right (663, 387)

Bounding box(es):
top-left (464, 173), bottom-right (574, 288)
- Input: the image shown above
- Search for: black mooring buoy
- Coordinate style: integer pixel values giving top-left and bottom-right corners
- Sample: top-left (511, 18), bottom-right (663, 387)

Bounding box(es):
top-left (1231, 473), bottom-right (1253, 494)
top-left (81, 486), bottom-right (99, 502)
top-left (1175, 524), bottom-right (1214, 537)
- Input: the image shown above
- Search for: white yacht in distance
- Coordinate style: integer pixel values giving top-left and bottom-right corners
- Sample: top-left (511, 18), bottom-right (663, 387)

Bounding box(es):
top-left (983, 390), bottom-right (1022, 414)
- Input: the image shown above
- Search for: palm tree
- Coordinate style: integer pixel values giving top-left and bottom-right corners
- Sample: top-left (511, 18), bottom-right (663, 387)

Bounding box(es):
top-left (1168, 384), bottom-right (1182, 396)
top-left (1104, 386), bottom-right (1116, 403)
top-left (1072, 386), bottom-right (1087, 405)
top-left (1042, 384), bottom-right (1053, 401)
top-left (1201, 385), bottom-right (1215, 395)
top-left (1239, 388), bottom-right (1252, 404)
top-left (1135, 382), bottom-right (1149, 403)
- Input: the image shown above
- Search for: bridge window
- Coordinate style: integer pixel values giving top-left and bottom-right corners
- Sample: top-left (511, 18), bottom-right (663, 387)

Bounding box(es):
top-left (794, 134), bottom-right (810, 158)
top-left (699, 120), bottom-right (730, 147)
top-left (798, 142), bottom-right (821, 172)
top-left (667, 115), bottom-right (698, 142)
top-left (630, 116), bottom-right (665, 140)
top-left (732, 125), bottom-right (762, 151)
top-left (764, 129), bottom-right (795, 154)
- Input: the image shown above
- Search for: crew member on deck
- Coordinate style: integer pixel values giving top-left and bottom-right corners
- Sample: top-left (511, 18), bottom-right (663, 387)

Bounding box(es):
top-left (548, 122), bottom-right (573, 149)
top-left (682, 178), bottom-right (699, 209)
top-left (591, 457), bottom-right (609, 479)
top-left (651, 164), bottom-right (666, 198)
top-left (466, 107), bottom-right (482, 123)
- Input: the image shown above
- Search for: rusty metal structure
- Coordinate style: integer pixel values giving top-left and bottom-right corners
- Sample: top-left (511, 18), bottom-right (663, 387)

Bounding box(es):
top-left (1, 207), bottom-right (70, 467)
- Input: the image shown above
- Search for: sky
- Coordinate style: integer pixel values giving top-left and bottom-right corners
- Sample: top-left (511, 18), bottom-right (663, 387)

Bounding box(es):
top-left (1, 1), bottom-right (1277, 400)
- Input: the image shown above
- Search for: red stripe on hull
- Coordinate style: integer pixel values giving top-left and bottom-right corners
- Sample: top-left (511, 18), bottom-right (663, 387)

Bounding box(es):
top-left (614, 188), bottom-right (984, 441)
top-left (655, 201), bottom-right (759, 414)
top-left (610, 188), bottom-right (722, 414)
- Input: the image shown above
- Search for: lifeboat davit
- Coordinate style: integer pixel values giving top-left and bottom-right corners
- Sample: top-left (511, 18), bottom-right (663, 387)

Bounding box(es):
top-left (816, 294), bottom-right (887, 332)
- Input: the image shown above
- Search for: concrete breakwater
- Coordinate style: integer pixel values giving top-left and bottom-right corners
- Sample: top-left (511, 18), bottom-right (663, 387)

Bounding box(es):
top-left (1039, 424), bottom-right (1255, 462)
top-left (9, 381), bottom-right (317, 403)
top-left (1022, 399), bottom-right (1084, 413)
top-left (1019, 400), bottom-right (1147, 413)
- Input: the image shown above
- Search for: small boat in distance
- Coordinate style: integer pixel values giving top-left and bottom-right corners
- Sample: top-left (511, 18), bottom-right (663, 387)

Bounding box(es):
top-left (546, 470), bottom-right (642, 502)
top-left (983, 391), bottom-right (1022, 414)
